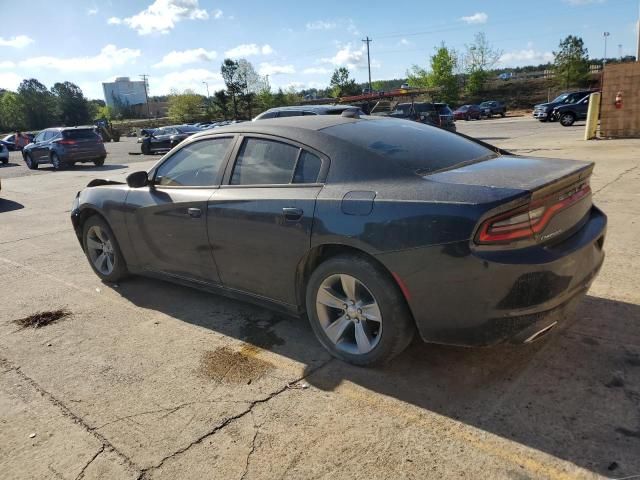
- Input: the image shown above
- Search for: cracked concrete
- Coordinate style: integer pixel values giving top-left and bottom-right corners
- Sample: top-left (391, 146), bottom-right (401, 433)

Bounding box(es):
top-left (1, 121), bottom-right (639, 479)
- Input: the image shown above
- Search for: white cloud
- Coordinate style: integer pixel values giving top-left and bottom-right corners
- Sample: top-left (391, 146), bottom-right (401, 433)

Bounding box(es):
top-left (212, 8), bottom-right (224, 19)
top-left (398, 38), bottom-right (413, 46)
top-left (460, 12), bottom-right (488, 24)
top-left (108, 0), bottom-right (209, 35)
top-left (87, 6), bottom-right (98, 15)
top-left (19, 44), bottom-right (141, 72)
top-left (153, 48), bottom-right (217, 68)
top-left (306, 20), bottom-right (337, 30)
top-left (499, 49), bottom-right (554, 66)
top-left (224, 44), bottom-right (273, 58)
top-left (258, 63), bottom-right (295, 76)
top-left (0, 35), bottom-right (34, 48)
top-left (0, 72), bottom-right (22, 91)
top-left (152, 68), bottom-right (224, 95)
top-left (303, 67), bottom-right (330, 75)
top-left (0, 60), bottom-right (16, 69)
top-left (320, 44), bottom-right (379, 70)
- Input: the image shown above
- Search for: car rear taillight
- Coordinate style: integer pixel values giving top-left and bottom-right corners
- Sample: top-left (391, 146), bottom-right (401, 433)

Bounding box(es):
top-left (476, 182), bottom-right (591, 244)
top-left (56, 139), bottom-right (76, 145)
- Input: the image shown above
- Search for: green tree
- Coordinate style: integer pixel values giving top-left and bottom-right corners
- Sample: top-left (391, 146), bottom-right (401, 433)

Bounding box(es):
top-left (0, 91), bottom-right (27, 131)
top-left (329, 67), bottom-right (359, 97)
top-left (167, 90), bottom-right (204, 123)
top-left (407, 43), bottom-right (459, 104)
top-left (212, 89), bottom-right (230, 119)
top-left (553, 35), bottom-right (590, 88)
top-left (51, 81), bottom-right (91, 126)
top-left (18, 79), bottom-right (56, 129)
top-left (96, 105), bottom-right (114, 121)
top-left (221, 58), bottom-right (247, 119)
top-left (464, 32), bottom-right (502, 95)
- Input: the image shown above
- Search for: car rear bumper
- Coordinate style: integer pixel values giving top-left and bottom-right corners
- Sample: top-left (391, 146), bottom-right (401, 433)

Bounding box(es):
top-left (376, 206), bottom-right (607, 346)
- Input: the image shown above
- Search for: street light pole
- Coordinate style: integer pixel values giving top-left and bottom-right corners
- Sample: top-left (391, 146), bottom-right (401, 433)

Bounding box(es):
top-left (603, 32), bottom-right (610, 65)
top-left (637, 0), bottom-right (640, 61)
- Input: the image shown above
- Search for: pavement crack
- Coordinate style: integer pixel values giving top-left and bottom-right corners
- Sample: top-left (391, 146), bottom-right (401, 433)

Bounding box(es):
top-left (0, 356), bottom-right (141, 476)
top-left (593, 163), bottom-right (639, 196)
top-left (240, 413), bottom-right (260, 480)
top-left (75, 445), bottom-right (105, 480)
top-left (139, 358), bottom-right (333, 478)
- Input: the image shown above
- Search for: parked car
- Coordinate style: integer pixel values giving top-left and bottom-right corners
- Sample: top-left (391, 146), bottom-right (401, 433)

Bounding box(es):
top-left (254, 105), bottom-right (365, 120)
top-left (71, 114), bottom-right (606, 366)
top-left (400, 83), bottom-right (411, 89)
top-left (453, 104), bottom-right (482, 121)
top-left (22, 127), bottom-right (106, 170)
top-left (388, 102), bottom-right (456, 132)
top-left (533, 90), bottom-right (596, 122)
top-left (140, 125), bottom-right (201, 155)
top-left (479, 101), bottom-right (507, 118)
top-left (0, 143), bottom-right (8, 164)
top-left (553, 94), bottom-right (591, 127)
top-left (498, 72), bottom-right (513, 81)
top-left (1, 133), bottom-right (35, 151)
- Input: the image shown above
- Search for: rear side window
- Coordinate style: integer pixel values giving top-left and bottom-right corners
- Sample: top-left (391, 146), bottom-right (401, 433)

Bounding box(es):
top-left (325, 118), bottom-right (496, 174)
top-left (293, 151), bottom-right (321, 183)
top-left (278, 110), bottom-right (303, 118)
top-left (257, 111), bottom-right (278, 119)
top-left (231, 138), bottom-right (299, 185)
top-left (63, 129), bottom-right (98, 140)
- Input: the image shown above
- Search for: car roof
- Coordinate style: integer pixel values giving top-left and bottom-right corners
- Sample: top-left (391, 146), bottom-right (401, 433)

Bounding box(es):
top-left (264, 105), bottom-right (358, 113)
top-left (44, 126), bottom-right (95, 132)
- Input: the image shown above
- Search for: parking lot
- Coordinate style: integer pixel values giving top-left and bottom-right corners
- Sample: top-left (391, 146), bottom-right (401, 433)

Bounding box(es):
top-left (1, 117), bottom-right (639, 479)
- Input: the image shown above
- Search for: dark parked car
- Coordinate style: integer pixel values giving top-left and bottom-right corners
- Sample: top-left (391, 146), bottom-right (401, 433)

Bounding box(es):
top-left (254, 105), bottom-right (365, 120)
top-left (71, 115), bottom-right (606, 366)
top-left (553, 94), bottom-right (591, 127)
top-left (479, 101), bottom-right (506, 118)
top-left (388, 102), bottom-right (456, 131)
top-left (453, 104), bottom-right (482, 121)
top-left (1, 133), bottom-right (35, 151)
top-left (22, 127), bottom-right (106, 170)
top-left (140, 125), bottom-right (201, 154)
top-left (533, 90), bottom-right (596, 122)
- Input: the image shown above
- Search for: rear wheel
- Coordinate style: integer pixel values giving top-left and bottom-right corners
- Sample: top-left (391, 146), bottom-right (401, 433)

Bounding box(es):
top-left (82, 215), bottom-right (128, 282)
top-left (25, 152), bottom-right (38, 170)
top-left (560, 112), bottom-right (576, 127)
top-left (141, 142), bottom-right (150, 155)
top-left (1, 157), bottom-right (7, 164)
top-left (500, 111), bottom-right (506, 117)
top-left (51, 152), bottom-right (64, 170)
top-left (94, 156), bottom-right (105, 166)
top-left (306, 255), bottom-right (415, 366)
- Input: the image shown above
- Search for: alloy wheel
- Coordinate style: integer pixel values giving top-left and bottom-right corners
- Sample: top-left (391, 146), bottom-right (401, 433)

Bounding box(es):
top-left (86, 225), bottom-right (116, 276)
top-left (315, 273), bottom-right (383, 355)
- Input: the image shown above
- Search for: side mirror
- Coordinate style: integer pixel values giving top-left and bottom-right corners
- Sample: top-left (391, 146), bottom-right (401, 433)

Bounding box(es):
top-left (126, 171), bottom-right (150, 188)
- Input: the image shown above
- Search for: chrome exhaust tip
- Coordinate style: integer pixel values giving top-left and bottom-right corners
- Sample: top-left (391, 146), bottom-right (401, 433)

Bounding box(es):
top-left (524, 321), bottom-right (558, 344)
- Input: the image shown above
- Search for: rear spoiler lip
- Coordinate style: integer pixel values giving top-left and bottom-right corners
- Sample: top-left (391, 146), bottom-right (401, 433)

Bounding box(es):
top-left (451, 130), bottom-right (512, 156)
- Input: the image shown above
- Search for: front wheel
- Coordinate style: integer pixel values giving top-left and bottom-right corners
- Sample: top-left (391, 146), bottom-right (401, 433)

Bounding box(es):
top-left (141, 142), bottom-right (150, 155)
top-left (94, 156), bottom-right (105, 166)
top-left (82, 215), bottom-right (128, 282)
top-left (51, 152), bottom-right (65, 170)
top-left (1, 157), bottom-right (7, 164)
top-left (25, 152), bottom-right (38, 170)
top-left (500, 111), bottom-right (506, 117)
top-left (560, 113), bottom-right (576, 127)
top-left (306, 255), bottom-right (415, 366)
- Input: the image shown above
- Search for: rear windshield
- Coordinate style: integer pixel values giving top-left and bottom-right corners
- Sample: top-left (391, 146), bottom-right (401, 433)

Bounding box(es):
top-left (435, 105), bottom-right (453, 115)
top-left (63, 129), bottom-right (98, 140)
top-left (324, 118), bottom-right (497, 174)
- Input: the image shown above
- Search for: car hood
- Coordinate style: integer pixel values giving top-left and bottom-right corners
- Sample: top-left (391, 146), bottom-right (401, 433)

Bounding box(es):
top-left (534, 102), bottom-right (553, 109)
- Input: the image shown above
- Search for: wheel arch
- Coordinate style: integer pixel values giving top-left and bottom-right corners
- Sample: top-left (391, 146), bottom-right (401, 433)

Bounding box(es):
top-left (75, 207), bottom-right (112, 250)
top-left (295, 243), bottom-right (414, 318)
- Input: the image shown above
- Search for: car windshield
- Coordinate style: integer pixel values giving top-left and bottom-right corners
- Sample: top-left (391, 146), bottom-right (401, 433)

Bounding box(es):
top-left (479, 102), bottom-right (490, 108)
top-left (63, 129), bottom-right (97, 140)
top-left (552, 94), bottom-right (570, 103)
top-left (175, 125), bottom-right (201, 133)
top-left (458, 105), bottom-right (470, 111)
top-left (325, 118), bottom-right (497, 175)
top-left (436, 105), bottom-right (453, 115)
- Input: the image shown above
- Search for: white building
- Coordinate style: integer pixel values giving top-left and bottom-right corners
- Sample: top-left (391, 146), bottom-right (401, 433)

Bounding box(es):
top-left (102, 77), bottom-right (147, 107)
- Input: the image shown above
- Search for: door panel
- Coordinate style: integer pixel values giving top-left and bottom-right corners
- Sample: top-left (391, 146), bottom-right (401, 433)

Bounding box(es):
top-left (126, 188), bottom-right (220, 284)
top-left (207, 186), bottom-right (321, 304)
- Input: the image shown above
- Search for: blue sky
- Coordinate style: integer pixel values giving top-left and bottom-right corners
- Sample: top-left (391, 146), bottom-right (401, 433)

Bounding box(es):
top-left (1, 0), bottom-right (638, 100)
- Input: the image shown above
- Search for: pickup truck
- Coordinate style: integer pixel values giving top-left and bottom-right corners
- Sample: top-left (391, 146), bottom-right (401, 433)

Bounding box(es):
top-left (533, 89), bottom-right (595, 122)
top-left (553, 94), bottom-right (592, 126)
top-left (479, 101), bottom-right (506, 118)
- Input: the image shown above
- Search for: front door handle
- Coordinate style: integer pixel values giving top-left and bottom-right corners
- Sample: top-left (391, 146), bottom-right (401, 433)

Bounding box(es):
top-left (282, 207), bottom-right (303, 222)
top-left (187, 207), bottom-right (202, 218)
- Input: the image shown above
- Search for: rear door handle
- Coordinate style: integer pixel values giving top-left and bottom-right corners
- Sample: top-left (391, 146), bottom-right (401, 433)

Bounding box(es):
top-left (282, 207), bottom-right (303, 222)
top-left (187, 208), bottom-right (202, 218)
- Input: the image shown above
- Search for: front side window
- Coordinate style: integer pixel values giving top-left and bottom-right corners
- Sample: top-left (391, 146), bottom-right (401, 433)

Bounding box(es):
top-left (155, 137), bottom-right (232, 187)
top-left (231, 138), bottom-right (299, 185)
top-left (34, 132), bottom-right (46, 143)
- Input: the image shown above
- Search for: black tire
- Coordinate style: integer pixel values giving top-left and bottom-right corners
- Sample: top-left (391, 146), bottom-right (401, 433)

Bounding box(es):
top-left (94, 156), bottom-right (105, 167)
top-left (1, 158), bottom-right (7, 164)
top-left (560, 112), bottom-right (576, 127)
top-left (305, 255), bottom-right (415, 366)
top-left (500, 111), bottom-right (506, 117)
top-left (25, 152), bottom-right (38, 170)
top-left (487, 112), bottom-right (493, 119)
top-left (465, 115), bottom-right (470, 121)
top-left (82, 215), bottom-right (128, 282)
top-left (141, 142), bottom-right (150, 155)
top-left (51, 152), bottom-right (65, 170)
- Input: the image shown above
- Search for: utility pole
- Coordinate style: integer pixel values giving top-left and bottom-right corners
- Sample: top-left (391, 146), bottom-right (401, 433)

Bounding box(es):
top-left (618, 44), bottom-right (623, 60)
top-left (637, 0), bottom-right (640, 61)
top-left (603, 32), bottom-right (610, 65)
top-left (140, 74), bottom-right (150, 118)
top-left (362, 36), bottom-right (372, 92)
